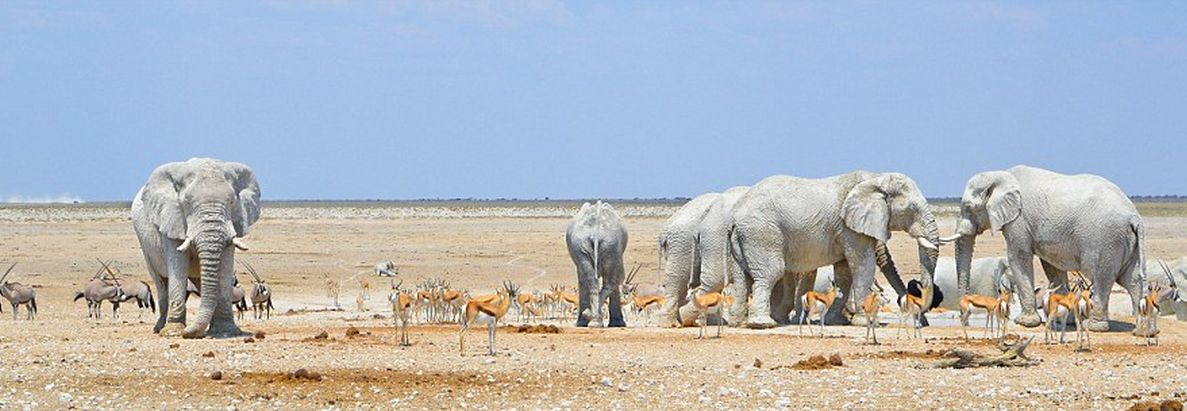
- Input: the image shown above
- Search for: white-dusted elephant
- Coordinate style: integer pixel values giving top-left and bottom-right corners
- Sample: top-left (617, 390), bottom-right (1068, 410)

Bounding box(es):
top-left (946, 165), bottom-right (1147, 334)
top-left (131, 158), bottom-right (260, 338)
top-left (675, 186), bottom-right (754, 326)
top-left (729, 171), bottom-right (941, 329)
top-left (657, 192), bottom-right (720, 326)
top-left (566, 201), bottom-right (629, 327)
top-left (1147, 257), bottom-right (1187, 320)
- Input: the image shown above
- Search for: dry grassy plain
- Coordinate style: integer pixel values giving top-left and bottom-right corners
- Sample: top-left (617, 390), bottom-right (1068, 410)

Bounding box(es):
top-left (1, 202), bottom-right (1186, 409)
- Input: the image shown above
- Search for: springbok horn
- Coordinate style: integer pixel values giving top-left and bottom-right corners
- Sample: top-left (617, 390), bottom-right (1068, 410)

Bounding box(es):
top-left (0, 262), bottom-right (16, 284)
top-left (938, 234), bottom-right (962, 243)
top-left (231, 238), bottom-right (249, 251)
top-left (176, 237), bottom-right (193, 252)
top-left (916, 237), bottom-right (939, 251)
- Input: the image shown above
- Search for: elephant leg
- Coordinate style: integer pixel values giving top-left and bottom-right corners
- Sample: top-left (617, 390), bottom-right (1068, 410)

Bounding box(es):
top-left (789, 270), bottom-right (816, 324)
top-left (745, 264), bottom-right (782, 330)
top-left (575, 260), bottom-right (596, 327)
top-left (606, 269), bottom-right (626, 327)
top-left (662, 240), bottom-right (693, 327)
top-left (140, 232), bottom-right (173, 333)
top-left (1007, 247), bottom-right (1042, 328)
top-left (727, 272), bottom-right (751, 326)
top-left (1120, 265), bottom-right (1151, 336)
top-left (1081, 268), bottom-right (1112, 333)
top-left (825, 262), bottom-right (855, 326)
top-left (768, 274), bottom-right (795, 325)
top-left (162, 248), bottom-right (190, 336)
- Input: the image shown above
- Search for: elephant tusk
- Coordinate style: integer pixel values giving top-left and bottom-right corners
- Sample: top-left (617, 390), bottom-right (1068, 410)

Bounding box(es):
top-left (916, 237), bottom-right (939, 251)
top-left (938, 234), bottom-right (962, 243)
top-left (176, 237), bottom-right (193, 252)
top-left (231, 238), bottom-right (249, 251)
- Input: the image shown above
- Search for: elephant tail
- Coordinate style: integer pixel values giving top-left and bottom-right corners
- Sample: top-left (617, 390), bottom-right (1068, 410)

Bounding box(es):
top-left (1131, 217), bottom-right (1147, 289)
top-left (727, 224), bottom-right (751, 287)
top-left (656, 234), bottom-right (667, 286)
top-left (688, 234), bottom-right (701, 290)
top-left (592, 237), bottom-right (600, 279)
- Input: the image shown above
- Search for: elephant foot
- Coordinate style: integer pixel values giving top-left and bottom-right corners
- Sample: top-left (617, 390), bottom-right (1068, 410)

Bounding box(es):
top-left (704, 314), bottom-right (728, 326)
top-left (1083, 318), bottom-right (1110, 333)
top-left (208, 321), bottom-right (249, 338)
top-left (575, 318), bottom-right (590, 327)
top-left (918, 316), bottom-right (930, 328)
top-left (824, 312), bottom-right (853, 326)
top-left (607, 319), bottom-right (627, 328)
top-left (1014, 312), bottom-right (1043, 328)
top-left (1132, 326), bottom-right (1159, 338)
top-left (159, 322), bottom-right (185, 337)
top-left (746, 316), bottom-right (778, 329)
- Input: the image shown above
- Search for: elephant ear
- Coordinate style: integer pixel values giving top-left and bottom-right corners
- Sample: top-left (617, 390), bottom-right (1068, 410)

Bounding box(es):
top-left (985, 173), bottom-right (1022, 231)
top-left (842, 175), bottom-right (893, 243)
top-left (139, 162), bottom-right (188, 241)
top-left (227, 162), bottom-right (261, 237)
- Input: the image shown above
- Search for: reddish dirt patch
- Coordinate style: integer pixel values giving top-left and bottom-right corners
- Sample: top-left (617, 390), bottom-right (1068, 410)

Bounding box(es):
top-left (786, 353), bottom-right (844, 370)
top-left (516, 324), bottom-right (561, 334)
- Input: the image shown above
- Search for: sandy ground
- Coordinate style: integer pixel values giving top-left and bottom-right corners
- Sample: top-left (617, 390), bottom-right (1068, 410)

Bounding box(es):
top-left (1, 203), bottom-right (1186, 410)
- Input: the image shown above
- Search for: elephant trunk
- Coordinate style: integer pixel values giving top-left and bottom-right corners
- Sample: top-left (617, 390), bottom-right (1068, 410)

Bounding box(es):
top-left (874, 242), bottom-right (906, 298)
top-left (916, 208), bottom-right (941, 308)
top-left (953, 214), bottom-right (979, 298)
top-left (182, 204), bottom-right (232, 338)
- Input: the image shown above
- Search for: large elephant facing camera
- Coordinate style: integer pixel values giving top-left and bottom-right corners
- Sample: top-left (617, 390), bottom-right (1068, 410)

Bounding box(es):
top-left (131, 158), bottom-right (260, 338)
top-left (947, 165), bottom-right (1147, 334)
top-left (728, 171), bottom-right (940, 328)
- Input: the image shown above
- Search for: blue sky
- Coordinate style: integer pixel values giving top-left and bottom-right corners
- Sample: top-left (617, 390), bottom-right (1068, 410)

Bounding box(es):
top-left (2, 2), bottom-right (1185, 202)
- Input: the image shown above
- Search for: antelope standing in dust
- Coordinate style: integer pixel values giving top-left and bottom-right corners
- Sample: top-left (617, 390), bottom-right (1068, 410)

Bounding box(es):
top-left (0, 263), bottom-right (38, 321)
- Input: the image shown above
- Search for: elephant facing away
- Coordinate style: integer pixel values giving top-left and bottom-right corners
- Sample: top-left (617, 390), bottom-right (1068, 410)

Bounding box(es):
top-left (674, 186), bottom-right (751, 326)
top-left (131, 158), bottom-right (260, 338)
top-left (947, 165), bottom-right (1146, 334)
top-left (566, 201), bottom-right (629, 327)
top-left (657, 192), bottom-right (720, 326)
top-left (1147, 257), bottom-right (1187, 320)
top-left (729, 171), bottom-right (941, 329)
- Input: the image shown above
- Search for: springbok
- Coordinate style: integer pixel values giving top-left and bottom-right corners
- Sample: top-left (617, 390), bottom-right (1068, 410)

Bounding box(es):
top-left (959, 289), bottom-right (1003, 340)
top-left (631, 294), bottom-right (665, 325)
top-left (323, 274), bottom-right (341, 309)
top-left (0, 263), bottom-right (37, 321)
top-left (1045, 273), bottom-right (1093, 349)
top-left (390, 280), bottom-right (414, 346)
top-left (861, 283), bottom-right (891, 345)
top-left (459, 281), bottom-right (518, 356)
top-left (688, 289), bottom-right (725, 339)
top-left (800, 280), bottom-right (842, 337)
top-left (241, 262), bottom-right (273, 320)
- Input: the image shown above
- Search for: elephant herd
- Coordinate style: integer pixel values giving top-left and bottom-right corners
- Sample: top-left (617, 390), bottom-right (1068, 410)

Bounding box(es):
top-left (124, 158), bottom-right (1181, 341)
top-left (646, 166), bottom-right (1175, 338)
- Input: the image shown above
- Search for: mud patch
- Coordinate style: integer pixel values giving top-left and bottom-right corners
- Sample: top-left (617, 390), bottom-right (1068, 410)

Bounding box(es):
top-left (516, 324), bottom-right (561, 334)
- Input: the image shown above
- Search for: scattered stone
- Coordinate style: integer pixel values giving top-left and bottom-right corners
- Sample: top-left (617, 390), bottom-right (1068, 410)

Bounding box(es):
top-left (168, 343), bottom-right (180, 349)
top-left (753, 358), bottom-right (763, 369)
top-left (345, 327), bottom-right (361, 337)
top-left (254, 331), bottom-right (266, 340)
top-left (201, 351), bottom-right (215, 358)
top-left (600, 377), bottom-right (613, 387)
top-left (209, 371), bottom-right (222, 381)
top-left (829, 354), bottom-right (843, 367)
top-left (516, 324), bottom-right (561, 334)
top-left (313, 331), bottom-right (329, 340)
top-left (290, 368), bottom-right (323, 381)
top-left (244, 337), bottom-right (256, 343)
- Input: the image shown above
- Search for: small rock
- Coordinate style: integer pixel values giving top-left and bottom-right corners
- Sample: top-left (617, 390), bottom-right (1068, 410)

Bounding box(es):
top-left (202, 351), bottom-right (215, 358)
top-left (828, 354), bottom-right (843, 366)
top-left (345, 327), bottom-right (361, 337)
top-left (168, 343), bottom-right (180, 349)
top-left (243, 337), bottom-right (256, 343)
top-left (254, 331), bottom-right (266, 340)
top-left (210, 371), bottom-right (223, 381)
top-left (753, 358), bottom-right (763, 369)
top-left (313, 331), bottom-right (329, 340)
top-left (600, 377), bottom-right (613, 387)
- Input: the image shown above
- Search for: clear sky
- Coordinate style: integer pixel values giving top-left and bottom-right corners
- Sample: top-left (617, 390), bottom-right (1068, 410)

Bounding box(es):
top-left (2, 2), bottom-right (1185, 202)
